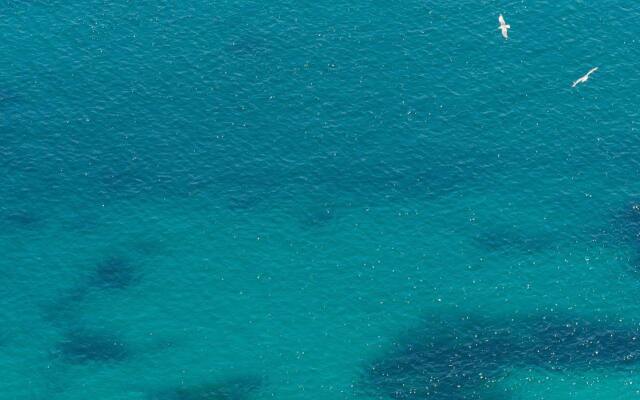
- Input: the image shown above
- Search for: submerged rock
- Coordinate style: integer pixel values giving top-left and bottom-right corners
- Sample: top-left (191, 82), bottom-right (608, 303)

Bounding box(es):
top-left (362, 314), bottom-right (640, 399)
top-left (42, 256), bottom-right (141, 331)
top-left (55, 329), bottom-right (129, 364)
top-left (609, 202), bottom-right (640, 244)
top-left (602, 202), bottom-right (640, 274)
top-left (92, 256), bottom-right (140, 289)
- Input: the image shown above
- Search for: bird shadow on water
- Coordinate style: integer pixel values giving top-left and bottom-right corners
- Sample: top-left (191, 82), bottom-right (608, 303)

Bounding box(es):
top-left (360, 312), bottom-right (640, 399)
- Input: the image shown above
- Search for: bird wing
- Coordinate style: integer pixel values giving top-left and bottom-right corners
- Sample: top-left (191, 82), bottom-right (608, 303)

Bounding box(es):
top-left (588, 67), bottom-right (598, 75)
top-left (501, 28), bottom-right (508, 39)
top-left (573, 75), bottom-right (587, 87)
top-left (499, 14), bottom-right (506, 26)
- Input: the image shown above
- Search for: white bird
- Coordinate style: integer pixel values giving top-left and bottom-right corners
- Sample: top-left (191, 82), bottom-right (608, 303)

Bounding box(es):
top-left (498, 14), bottom-right (510, 39)
top-left (572, 67), bottom-right (598, 87)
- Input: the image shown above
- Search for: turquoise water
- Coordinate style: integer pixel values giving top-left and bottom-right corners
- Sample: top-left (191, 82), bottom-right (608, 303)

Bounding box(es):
top-left (3, 1), bottom-right (640, 399)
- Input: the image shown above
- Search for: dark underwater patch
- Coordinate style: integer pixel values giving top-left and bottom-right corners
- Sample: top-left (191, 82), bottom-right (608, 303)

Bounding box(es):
top-left (608, 202), bottom-right (640, 244)
top-left (361, 314), bottom-right (640, 399)
top-left (55, 329), bottom-right (129, 364)
top-left (91, 256), bottom-right (140, 290)
top-left (151, 375), bottom-right (263, 400)
top-left (628, 254), bottom-right (640, 274)
top-left (600, 201), bottom-right (640, 274)
top-left (41, 254), bottom-right (142, 332)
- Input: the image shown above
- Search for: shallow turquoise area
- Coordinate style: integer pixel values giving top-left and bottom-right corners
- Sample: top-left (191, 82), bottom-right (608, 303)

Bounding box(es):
top-left (2, 1), bottom-right (640, 399)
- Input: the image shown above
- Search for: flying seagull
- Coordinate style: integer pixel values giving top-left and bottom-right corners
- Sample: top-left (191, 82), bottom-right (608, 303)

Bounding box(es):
top-left (572, 67), bottom-right (598, 87)
top-left (498, 14), bottom-right (510, 39)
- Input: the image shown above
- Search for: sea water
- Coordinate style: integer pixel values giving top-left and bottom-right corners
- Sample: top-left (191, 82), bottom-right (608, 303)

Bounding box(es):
top-left (2, 1), bottom-right (640, 399)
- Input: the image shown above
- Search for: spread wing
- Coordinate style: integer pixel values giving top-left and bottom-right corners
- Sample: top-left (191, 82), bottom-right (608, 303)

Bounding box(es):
top-left (499, 14), bottom-right (506, 26)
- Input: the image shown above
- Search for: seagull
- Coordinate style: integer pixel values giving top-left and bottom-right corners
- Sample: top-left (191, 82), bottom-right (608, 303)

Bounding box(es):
top-left (498, 14), bottom-right (510, 39)
top-left (572, 67), bottom-right (598, 87)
